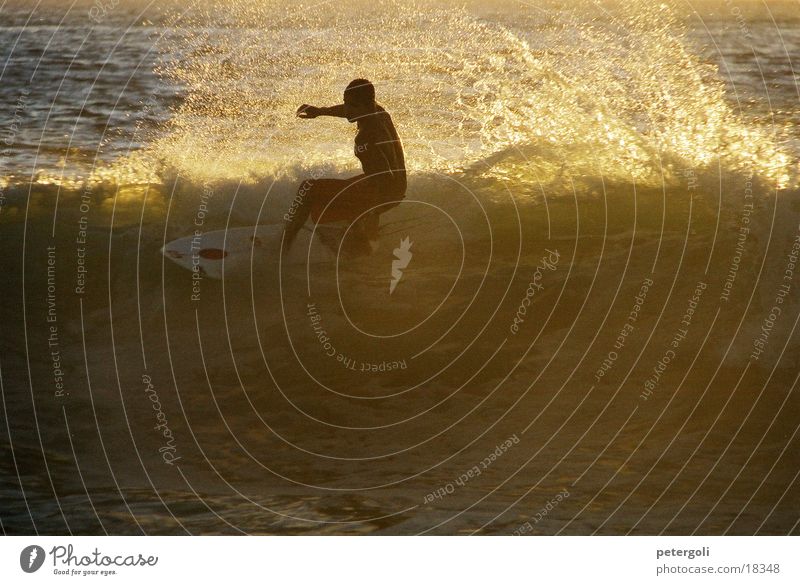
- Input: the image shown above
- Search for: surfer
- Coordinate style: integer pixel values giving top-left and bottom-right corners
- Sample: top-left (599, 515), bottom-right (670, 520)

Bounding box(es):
top-left (284, 79), bottom-right (407, 252)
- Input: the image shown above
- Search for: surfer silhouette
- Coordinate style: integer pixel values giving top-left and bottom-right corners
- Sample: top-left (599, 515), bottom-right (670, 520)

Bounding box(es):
top-left (284, 79), bottom-right (406, 252)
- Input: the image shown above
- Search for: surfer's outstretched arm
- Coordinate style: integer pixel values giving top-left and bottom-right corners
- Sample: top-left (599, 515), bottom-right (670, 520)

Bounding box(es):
top-left (296, 104), bottom-right (347, 119)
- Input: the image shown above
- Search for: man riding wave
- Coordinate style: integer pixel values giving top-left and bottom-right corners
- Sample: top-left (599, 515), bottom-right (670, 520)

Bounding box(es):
top-left (284, 79), bottom-right (406, 252)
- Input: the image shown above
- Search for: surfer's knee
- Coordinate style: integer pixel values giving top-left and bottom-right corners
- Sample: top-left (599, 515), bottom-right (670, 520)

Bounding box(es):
top-left (292, 178), bottom-right (316, 207)
top-left (298, 178), bottom-right (316, 195)
top-left (285, 180), bottom-right (314, 223)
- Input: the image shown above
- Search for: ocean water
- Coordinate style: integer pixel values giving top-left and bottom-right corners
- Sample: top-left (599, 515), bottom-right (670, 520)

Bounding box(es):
top-left (1, 0), bottom-right (799, 535)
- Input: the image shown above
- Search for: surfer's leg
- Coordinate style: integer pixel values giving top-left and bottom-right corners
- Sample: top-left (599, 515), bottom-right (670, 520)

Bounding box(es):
top-left (364, 211), bottom-right (380, 239)
top-left (283, 178), bottom-right (316, 249)
top-left (352, 211), bottom-right (380, 249)
top-left (285, 178), bottom-right (356, 250)
top-left (284, 176), bottom-right (388, 252)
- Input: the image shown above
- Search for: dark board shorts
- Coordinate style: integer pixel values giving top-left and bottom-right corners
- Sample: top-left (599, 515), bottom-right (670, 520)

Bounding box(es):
top-left (304, 175), bottom-right (405, 224)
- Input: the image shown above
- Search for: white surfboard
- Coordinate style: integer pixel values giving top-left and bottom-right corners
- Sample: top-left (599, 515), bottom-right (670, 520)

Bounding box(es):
top-left (161, 212), bottom-right (452, 280)
top-left (161, 223), bottom-right (341, 280)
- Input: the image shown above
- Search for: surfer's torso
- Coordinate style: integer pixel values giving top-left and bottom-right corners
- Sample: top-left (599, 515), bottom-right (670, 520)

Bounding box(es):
top-left (354, 105), bottom-right (406, 198)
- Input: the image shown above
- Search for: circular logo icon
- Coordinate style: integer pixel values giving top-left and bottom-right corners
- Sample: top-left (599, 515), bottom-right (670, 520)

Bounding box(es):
top-left (19, 545), bottom-right (45, 573)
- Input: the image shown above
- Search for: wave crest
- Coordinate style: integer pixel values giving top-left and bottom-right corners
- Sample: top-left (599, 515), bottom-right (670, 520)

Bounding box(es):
top-left (134, 0), bottom-right (796, 190)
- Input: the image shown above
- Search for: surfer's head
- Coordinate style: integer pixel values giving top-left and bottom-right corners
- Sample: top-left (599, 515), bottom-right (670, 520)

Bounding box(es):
top-left (343, 78), bottom-right (376, 123)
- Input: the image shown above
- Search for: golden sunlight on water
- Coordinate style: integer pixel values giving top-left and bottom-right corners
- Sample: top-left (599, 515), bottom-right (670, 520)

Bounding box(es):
top-left (124, 0), bottom-right (795, 190)
top-left (2, 0), bottom-right (800, 542)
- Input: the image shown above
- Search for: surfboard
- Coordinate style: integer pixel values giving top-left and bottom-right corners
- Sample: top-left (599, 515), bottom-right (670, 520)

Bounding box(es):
top-left (161, 223), bottom-right (341, 280)
top-left (161, 212), bottom-right (445, 280)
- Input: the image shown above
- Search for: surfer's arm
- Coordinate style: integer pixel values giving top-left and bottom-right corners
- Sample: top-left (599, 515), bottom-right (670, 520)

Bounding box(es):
top-left (296, 104), bottom-right (347, 119)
